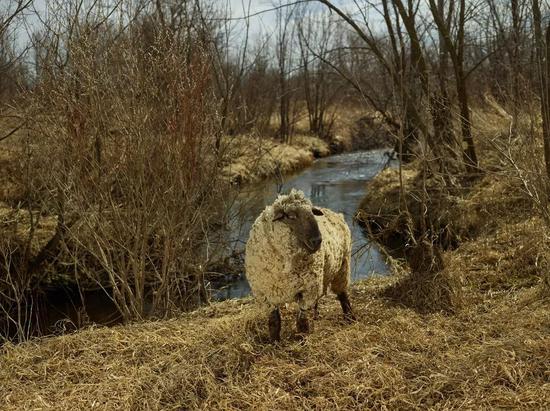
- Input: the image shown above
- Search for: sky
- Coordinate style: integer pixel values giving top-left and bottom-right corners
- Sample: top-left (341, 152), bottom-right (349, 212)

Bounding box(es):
top-left (16, 0), bottom-right (282, 44)
top-left (9, 0), bottom-right (357, 52)
top-left (226, 0), bottom-right (278, 36)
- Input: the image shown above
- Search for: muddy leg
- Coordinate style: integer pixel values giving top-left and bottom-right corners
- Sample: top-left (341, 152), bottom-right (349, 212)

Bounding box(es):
top-left (296, 309), bottom-right (310, 334)
top-left (313, 300), bottom-right (319, 320)
top-left (337, 291), bottom-right (356, 322)
top-left (268, 307), bottom-right (281, 342)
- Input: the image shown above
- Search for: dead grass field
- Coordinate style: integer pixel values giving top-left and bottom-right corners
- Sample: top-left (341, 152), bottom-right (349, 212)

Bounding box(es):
top-left (0, 270), bottom-right (547, 410)
top-left (1, 106), bottom-right (549, 410)
top-left (2, 147), bottom-right (549, 409)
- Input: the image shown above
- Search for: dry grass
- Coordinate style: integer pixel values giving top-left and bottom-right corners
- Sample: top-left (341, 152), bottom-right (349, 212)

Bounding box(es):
top-left (1, 103), bottom-right (550, 409)
top-left (2, 159), bottom-right (549, 407)
top-left (292, 135), bottom-right (331, 157)
top-left (0, 202), bottom-right (58, 263)
top-left (0, 274), bottom-right (548, 410)
top-left (0, 20), bottom-right (235, 335)
top-left (222, 134), bottom-right (329, 184)
top-left (3, 92), bottom-right (550, 409)
top-left (0, 143), bottom-right (24, 203)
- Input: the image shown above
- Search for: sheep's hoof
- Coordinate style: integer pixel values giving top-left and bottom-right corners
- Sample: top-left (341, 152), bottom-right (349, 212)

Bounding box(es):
top-left (313, 302), bottom-right (320, 320)
top-left (268, 308), bottom-right (281, 342)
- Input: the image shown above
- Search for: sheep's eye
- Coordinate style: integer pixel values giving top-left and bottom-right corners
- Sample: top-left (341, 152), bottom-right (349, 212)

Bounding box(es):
top-left (287, 213), bottom-right (297, 220)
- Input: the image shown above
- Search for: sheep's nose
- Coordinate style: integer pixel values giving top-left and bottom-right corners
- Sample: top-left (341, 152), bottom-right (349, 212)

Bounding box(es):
top-left (308, 236), bottom-right (322, 252)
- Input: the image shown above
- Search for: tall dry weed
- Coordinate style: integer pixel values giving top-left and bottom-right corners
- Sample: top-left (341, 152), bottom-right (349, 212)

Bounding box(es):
top-left (1, 10), bottom-right (231, 340)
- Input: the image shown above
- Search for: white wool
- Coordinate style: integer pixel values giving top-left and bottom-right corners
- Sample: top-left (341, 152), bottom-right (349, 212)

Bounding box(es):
top-left (245, 190), bottom-right (351, 310)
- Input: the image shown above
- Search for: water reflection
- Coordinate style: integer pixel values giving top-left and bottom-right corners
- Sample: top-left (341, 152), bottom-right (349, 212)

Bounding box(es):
top-left (311, 183), bottom-right (326, 199)
top-left (212, 149), bottom-right (396, 300)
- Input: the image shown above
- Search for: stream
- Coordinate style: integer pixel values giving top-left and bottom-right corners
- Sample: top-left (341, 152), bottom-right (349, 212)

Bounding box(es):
top-left (212, 149), bottom-right (394, 300)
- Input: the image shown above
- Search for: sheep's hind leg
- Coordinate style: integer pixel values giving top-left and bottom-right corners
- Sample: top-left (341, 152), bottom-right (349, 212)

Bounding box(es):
top-left (295, 292), bottom-right (311, 334)
top-left (337, 291), bottom-right (356, 322)
top-left (268, 307), bottom-right (281, 342)
top-left (296, 309), bottom-right (310, 334)
top-left (313, 300), bottom-right (319, 320)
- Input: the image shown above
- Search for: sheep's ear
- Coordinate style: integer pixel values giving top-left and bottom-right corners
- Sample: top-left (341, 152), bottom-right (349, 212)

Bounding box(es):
top-left (272, 210), bottom-right (286, 221)
top-left (312, 207), bottom-right (324, 216)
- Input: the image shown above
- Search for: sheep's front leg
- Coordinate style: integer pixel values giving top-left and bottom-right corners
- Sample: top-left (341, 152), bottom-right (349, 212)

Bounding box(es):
top-left (313, 300), bottom-right (319, 320)
top-left (295, 291), bottom-right (311, 334)
top-left (268, 307), bottom-right (281, 342)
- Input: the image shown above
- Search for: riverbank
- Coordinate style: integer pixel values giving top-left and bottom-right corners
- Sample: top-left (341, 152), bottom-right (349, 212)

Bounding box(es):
top-left (222, 134), bottom-right (332, 185)
top-left (221, 104), bottom-right (390, 185)
top-left (0, 113), bottom-right (368, 339)
top-left (1, 110), bottom-right (549, 409)
top-left (3, 104), bottom-right (549, 409)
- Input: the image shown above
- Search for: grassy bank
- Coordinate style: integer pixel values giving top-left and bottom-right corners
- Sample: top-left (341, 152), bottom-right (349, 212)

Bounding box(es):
top-left (1, 112), bottom-right (549, 408)
top-left (221, 104), bottom-right (389, 185)
top-left (222, 134), bottom-right (331, 185)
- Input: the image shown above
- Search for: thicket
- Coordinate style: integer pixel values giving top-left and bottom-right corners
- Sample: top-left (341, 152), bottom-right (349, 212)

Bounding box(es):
top-left (1, 1), bottom-right (231, 341)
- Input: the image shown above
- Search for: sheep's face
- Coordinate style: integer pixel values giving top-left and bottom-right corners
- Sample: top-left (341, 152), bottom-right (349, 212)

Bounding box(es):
top-left (272, 205), bottom-right (324, 254)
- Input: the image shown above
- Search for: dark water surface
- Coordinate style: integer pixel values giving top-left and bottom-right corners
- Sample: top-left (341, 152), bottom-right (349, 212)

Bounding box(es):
top-left (212, 149), bottom-right (394, 300)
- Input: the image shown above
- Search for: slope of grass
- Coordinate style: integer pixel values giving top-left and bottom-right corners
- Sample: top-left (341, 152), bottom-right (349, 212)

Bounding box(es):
top-left (2, 152), bottom-right (550, 408)
top-left (0, 273), bottom-right (548, 410)
top-left (222, 134), bottom-right (330, 185)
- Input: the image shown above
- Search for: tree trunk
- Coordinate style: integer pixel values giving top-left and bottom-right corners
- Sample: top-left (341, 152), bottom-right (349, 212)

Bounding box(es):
top-left (428, 0), bottom-right (479, 173)
top-left (279, 76), bottom-right (291, 143)
top-left (533, 0), bottom-right (550, 180)
top-left (510, 0), bottom-right (521, 135)
top-left (456, 73), bottom-right (478, 172)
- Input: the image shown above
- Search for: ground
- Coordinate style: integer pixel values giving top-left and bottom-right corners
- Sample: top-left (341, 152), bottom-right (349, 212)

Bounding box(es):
top-left (221, 134), bottom-right (331, 185)
top-left (0, 275), bottom-right (547, 410)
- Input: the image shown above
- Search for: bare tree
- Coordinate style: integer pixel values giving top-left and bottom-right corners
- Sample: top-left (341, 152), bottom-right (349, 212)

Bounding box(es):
top-left (532, 0), bottom-right (550, 180)
top-left (197, 0), bottom-right (256, 142)
top-left (238, 38), bottom-right (278, 133)
top-left (0, 0), bottom-right (32, 38)
top-left (390, 0), bottom-right (461, 178)
top-left (485, 0), bottom-right (528, 135)
top-left (275, 1), bottom-right (297, 142)
top-left (0, 1), bottom-right (32, 104)
top-left (316, 0), bottom-right (429, 161)
top-left (297, 7), bottom-right (338, 138)
top-left (428, 0), bottom-right (479, 173)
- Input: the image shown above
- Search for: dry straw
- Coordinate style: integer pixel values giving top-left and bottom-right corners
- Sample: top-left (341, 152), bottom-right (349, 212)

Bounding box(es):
top-left (0, 273), bottom-right (548, 410)
top-left (2, 148), bottom-right (550, 408)
top-left (2, 84), bottom-right (550, 410)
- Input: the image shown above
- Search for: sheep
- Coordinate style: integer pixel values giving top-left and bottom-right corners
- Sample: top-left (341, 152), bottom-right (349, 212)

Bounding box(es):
top-left (245, 189), bottom-right (355, 341)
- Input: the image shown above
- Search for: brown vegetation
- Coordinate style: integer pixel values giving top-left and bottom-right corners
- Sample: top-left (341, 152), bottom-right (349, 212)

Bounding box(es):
top-left (357, 106), bottom-right (547, 312)
top-left (1, 103), bottom-right (549, 409)
top-left (0, 274), bottom-right (547, 410)
top-left (0, 3), bottom-right (233, 340)
top-left (222, 134), bottom-right (330, 185)
top-left (1, 1), bottom-right (550, 407)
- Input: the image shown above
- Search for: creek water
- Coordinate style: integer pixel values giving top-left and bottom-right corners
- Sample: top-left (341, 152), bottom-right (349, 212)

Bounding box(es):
top-left (212, 149), bottom-right (394, 300)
